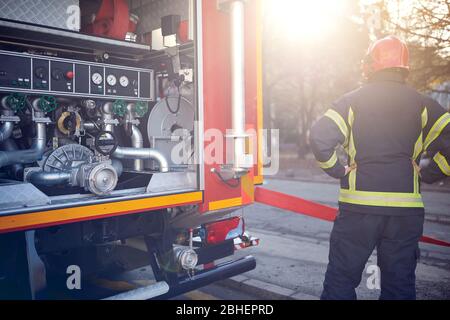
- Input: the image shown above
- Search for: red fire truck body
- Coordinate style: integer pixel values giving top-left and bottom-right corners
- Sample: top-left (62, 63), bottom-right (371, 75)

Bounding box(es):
top-left (0, 0), bottom-right (263, 299)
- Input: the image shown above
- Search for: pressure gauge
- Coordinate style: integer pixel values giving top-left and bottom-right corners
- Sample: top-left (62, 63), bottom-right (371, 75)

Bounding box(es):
top-left (107, 74), bottom-right (117, 86)
top-left (119, 75), bottom-right (129, 88)
top-left (91, 72), bottom-right (103, 85)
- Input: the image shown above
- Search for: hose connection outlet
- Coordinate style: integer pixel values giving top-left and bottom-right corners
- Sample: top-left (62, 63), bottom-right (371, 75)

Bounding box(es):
top-left (174, 247), bottom-right (198, 271)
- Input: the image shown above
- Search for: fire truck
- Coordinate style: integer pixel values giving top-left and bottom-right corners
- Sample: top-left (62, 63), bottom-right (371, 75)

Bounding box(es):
top-left (0, 0), bottom-right (263, 299)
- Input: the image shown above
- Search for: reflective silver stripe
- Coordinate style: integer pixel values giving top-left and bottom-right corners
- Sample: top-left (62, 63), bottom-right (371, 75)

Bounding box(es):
top-left (413, 107), bottom-right (428, 194)
top-left (434, 152), bottom-right (450, 176)
top-left (413, 107), bottom-right (428, 160)
top-left (324, 109), bottom-right (349, 146)
top-left (317, 151), bottom-right (338, 169)
top-left (424, 112), bottom-right (450, 151)
top-left (347, 107), bottom-right (356, 190)
top-left (422, 107), bottom-right (428, 129)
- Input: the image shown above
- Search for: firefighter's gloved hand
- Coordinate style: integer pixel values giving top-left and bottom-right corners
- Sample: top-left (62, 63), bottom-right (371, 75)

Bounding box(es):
top-left (419, 158), bottom-right (430, 169)
top-left (344, 163), bottom-right (357, 176)
top-left (420, 152), bottom-right (449, 184)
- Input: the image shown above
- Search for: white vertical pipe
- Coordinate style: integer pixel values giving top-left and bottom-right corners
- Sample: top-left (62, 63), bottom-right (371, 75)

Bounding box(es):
top-left (195, 0), bottom-right (205, 190)
top-left (230, 0), bottom-right (247, 172)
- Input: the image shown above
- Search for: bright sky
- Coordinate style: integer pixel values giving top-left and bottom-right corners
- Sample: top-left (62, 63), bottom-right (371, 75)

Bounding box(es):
top-left (264, 0), bottom-right (421, 43)
top-left (264, 0), bottom-right (348, 42)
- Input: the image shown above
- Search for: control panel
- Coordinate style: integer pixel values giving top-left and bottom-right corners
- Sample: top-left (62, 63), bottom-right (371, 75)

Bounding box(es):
top-left (0, 51), bottom-right (154, 101)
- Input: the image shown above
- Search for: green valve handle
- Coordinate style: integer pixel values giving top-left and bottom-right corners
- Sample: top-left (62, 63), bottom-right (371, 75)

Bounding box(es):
top-left (135, 101), bottom-right (149, 117)
top-left (6, 93), bottom-right (26, 112)
top-left (112, 100), bottom-right (126, 117)
top-left (38, 96), bottom-right (58, 113)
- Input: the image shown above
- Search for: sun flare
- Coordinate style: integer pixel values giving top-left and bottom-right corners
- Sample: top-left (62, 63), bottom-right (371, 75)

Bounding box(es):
top-left (265, 0), bottom-right (346, 42)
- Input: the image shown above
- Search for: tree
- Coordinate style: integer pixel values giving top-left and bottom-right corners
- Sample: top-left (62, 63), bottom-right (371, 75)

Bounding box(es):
top-left (263, 0), bottom-right (369, 157)
top-left (361, 0), bottom-right (450, 94)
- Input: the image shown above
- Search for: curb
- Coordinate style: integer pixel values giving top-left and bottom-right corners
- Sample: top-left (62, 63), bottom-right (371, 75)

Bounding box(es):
top-left (424, 213), bottom-right (450, 225)
top-left (217, 275), bottom-right (319, 300)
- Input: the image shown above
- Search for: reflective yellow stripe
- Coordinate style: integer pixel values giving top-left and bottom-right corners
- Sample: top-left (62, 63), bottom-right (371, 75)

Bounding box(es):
top-left (339, 189), bottom-right (424, 208)
top-left (424, 112), bottom-right (450, 151)
top-left (413, 165), bottom-right (419, 195)
top-left (413, 133), bottom-right (423, 160)
top-left (208, 197), bottom-right (243, 211)
top-left (317, 151), bottom-right (338, 169)
top-left (413, 108), bottom-right (428, 160)
top-left (0, 191), bottom-right (203, 233)
top-left (324, 109), bottom-right (349, 146)
top-left (434, 152), bottom-right (450, 176)
top-left (422, 107), bottom-right (428, 129)
top-left (413, 107), bottom-right (428, 194)
top-left (347, 107), bottom-right (356, 190)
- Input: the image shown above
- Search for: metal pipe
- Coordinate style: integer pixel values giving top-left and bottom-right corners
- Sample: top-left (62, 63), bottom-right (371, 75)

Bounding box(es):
top-left (156, 255), bottom-right (256, 300)
top-left (83, 121), bottom-right (97, 132)
top-left (131, 125), bottom-right (144, 171)
top-left (111, 159), bottom-right (124, 177)
top-left (230, 0), bottom-right (248, 172)
top-left (103, 281), bottom-right (169, 301)
top-left (0, 139), bottom-right (23, 179)
top-left (102, 102), bottom-right (115, 133)
top-left (0, 97), bottom-right (15, 143)
top-left (127, 103), bottom-right (144, 171)
top-left (100, 102), bottom-right (169, 173)
top-left (113, 146), bottom-right (169, 173)
top-left (0, 121), bottom-right (13, 143)
top-left (26, 171), bottom-right (71, 186)
top-left (31, 98), bottom-right (43, 112)
top-left (0, 120), bottom-right (46, 168)
top-left (25, 159), bottom-right (123, 187)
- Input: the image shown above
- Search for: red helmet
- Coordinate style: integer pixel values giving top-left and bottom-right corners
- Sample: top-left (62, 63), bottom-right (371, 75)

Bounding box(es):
top-left (363, 36), bottom-right (409, 78)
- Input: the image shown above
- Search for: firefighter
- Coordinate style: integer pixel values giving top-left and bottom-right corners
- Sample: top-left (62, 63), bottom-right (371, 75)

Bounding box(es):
top-left (310, 35), bottom-right (450, 300)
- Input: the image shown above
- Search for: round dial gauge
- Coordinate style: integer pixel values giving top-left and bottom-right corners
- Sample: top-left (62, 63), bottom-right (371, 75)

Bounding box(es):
top-left (91, 72), bottom-right (103, 85)
top-left (119, 76), bottom-right (129, 88)
top-left (107, 74), bottom-right (117, 86)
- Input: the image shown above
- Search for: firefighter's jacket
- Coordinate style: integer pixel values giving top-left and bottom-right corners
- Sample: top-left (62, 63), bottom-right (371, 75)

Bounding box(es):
top-left (310, 72), bottom-right (450, 215)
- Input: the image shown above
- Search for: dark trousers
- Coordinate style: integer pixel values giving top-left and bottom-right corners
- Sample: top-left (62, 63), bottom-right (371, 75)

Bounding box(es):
top-left (321, 209), bottom-right (424, 300)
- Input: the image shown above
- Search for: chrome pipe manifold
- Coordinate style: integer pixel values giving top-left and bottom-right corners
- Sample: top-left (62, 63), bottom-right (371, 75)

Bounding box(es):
top-left (0, 97), bottom-right (47, 169)
top-left (24, 144), bottom-right (123, 196)
top-left (100, 101), bottom-right (170, 173)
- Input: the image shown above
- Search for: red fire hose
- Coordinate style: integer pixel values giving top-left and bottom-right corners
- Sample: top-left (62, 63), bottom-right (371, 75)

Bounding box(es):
top-left (255, 187), bottom-right (450, 247)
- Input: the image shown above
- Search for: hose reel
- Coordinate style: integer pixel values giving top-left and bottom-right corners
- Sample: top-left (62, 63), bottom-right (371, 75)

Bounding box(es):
top-left (147, 96), bottom-right (194, 168)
